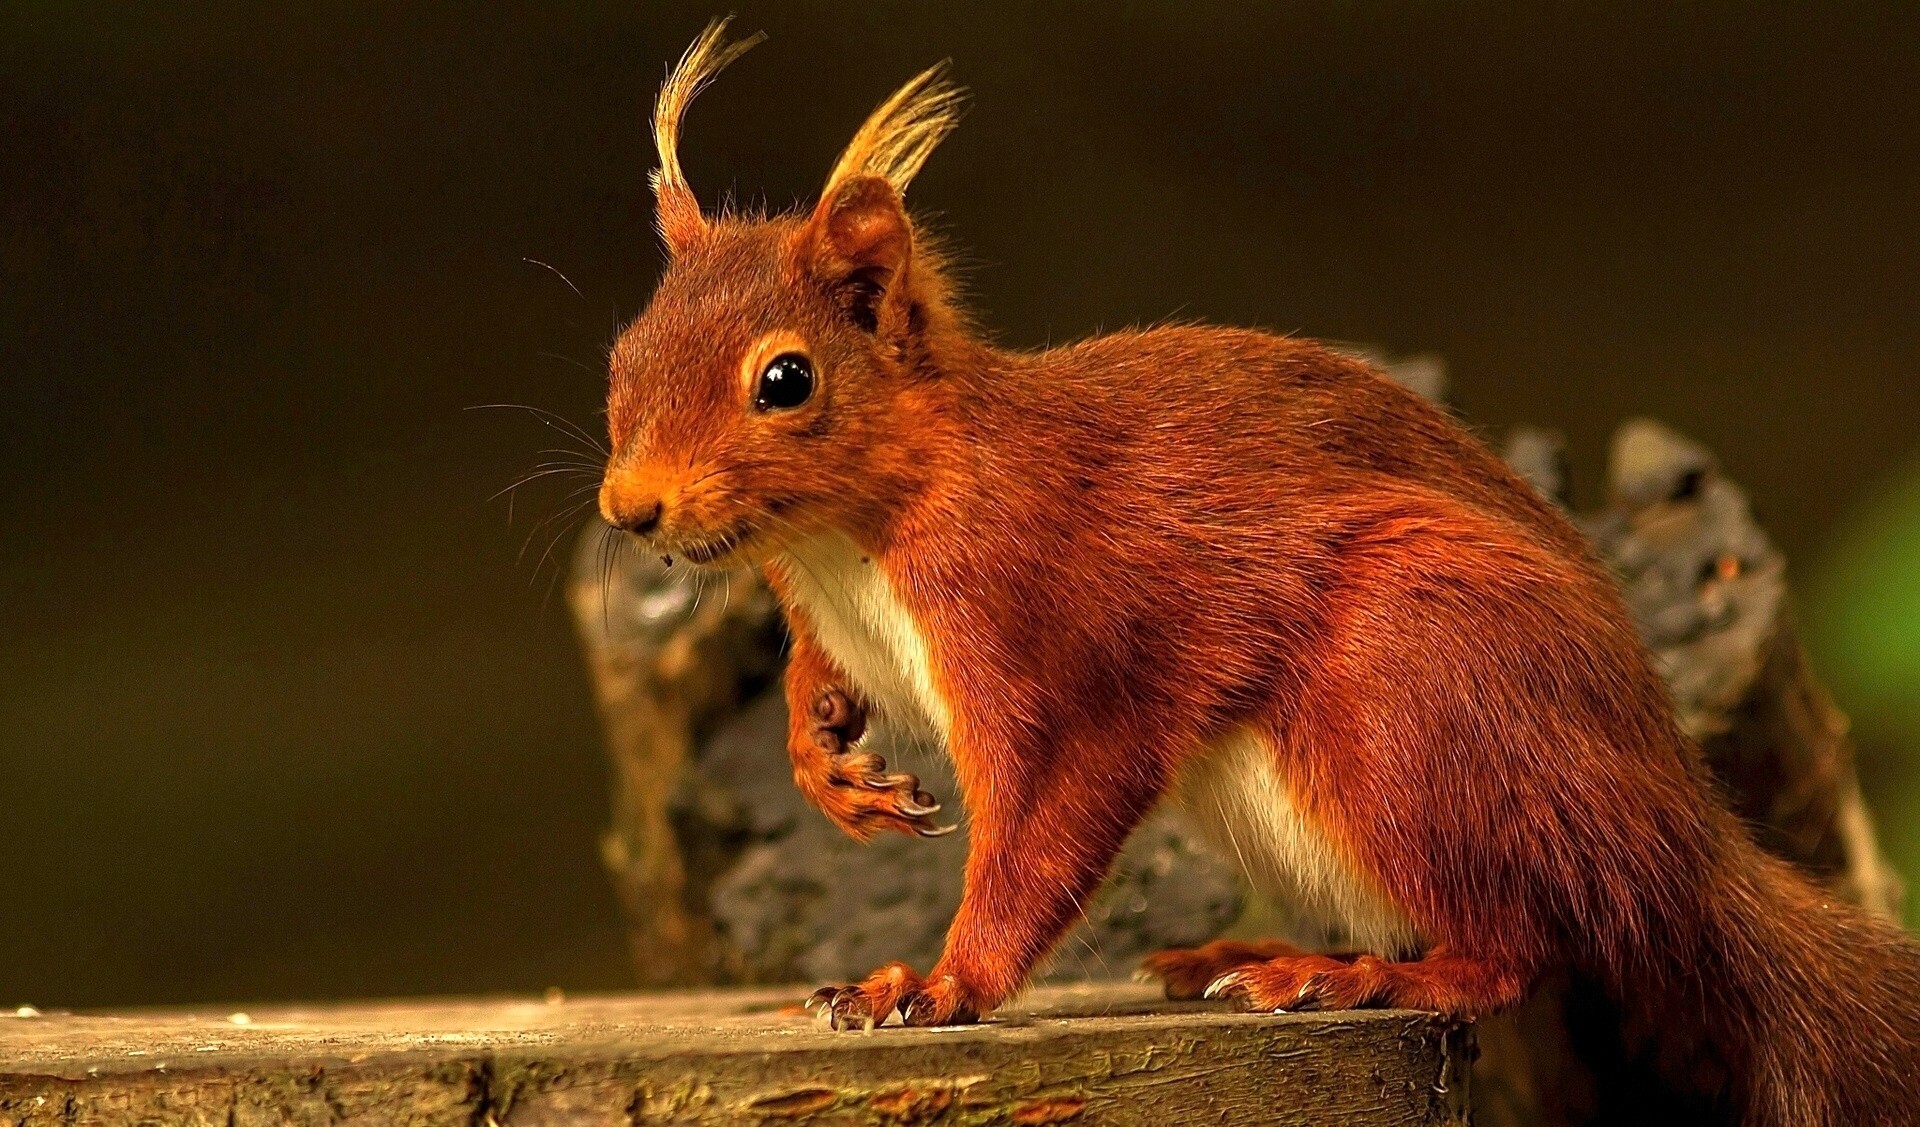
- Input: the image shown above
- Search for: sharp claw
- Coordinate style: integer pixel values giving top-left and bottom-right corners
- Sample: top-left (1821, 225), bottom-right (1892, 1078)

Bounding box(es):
top-left (914, 820), bottom-right (959, 838)
top-left (897, 798), bottom-right (940, 817)
top-left (805, 986), bottom-right (838, 1011)
top-left (824, 991), bottom-right (884, 1032)
top-left (1203, 971), bottom-right (1244, 1000)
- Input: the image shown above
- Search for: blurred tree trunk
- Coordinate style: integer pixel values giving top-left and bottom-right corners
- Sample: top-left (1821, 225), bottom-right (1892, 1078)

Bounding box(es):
top-left (570, 554), bottom-right (783, 986)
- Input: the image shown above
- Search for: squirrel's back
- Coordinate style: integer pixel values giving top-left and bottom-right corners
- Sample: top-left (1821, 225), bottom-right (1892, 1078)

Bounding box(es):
top-left (965, 324), bottom-right (1593, 566)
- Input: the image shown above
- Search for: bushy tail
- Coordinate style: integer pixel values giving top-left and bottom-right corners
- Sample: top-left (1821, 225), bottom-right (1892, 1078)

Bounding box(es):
top-left (1705, 844), bottom-right (1920, 1125)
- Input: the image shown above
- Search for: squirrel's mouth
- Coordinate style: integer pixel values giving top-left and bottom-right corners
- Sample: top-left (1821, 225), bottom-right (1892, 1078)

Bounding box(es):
top-left (675, 524), bottom-right (755, 567)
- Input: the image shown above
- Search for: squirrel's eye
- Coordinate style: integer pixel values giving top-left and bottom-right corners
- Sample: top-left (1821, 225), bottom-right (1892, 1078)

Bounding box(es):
top-left (753, 352), bottom-right (815, 411)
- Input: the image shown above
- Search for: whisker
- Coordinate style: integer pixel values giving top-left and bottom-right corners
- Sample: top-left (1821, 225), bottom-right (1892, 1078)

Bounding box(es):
top-left (503, 459), bottom-right (600, 480)
top-left (488, 465), bottom-right (600, 504)
top-left (754, 510), bottom-right (855, 605)
top-left (522, 256), bottom-right (586, 300)
top-left (1068, 889), bottom-right (1114, 983)
top-left (534, 447), bottom-right (605, 466)
top-left (539, 526), bottom-right (585, 610)
top-left (520, 498), bottom-right (595, 566)
top-left (524, 457), bottom-right (601, 474)
top-left (466, 403), bottom-right (609, 457)
top-left (537, 351), bottom-right (604, 378)
top-left (678, 457), bottom-right (782, 493)
top-left (599, 522), bottom-right (621, 634)
top-left (506, 463), bottom-right (600, 488)
top-left (533, 508), bottom-right (595, 604)
top-left (684, 560), bottom-right (708, 619)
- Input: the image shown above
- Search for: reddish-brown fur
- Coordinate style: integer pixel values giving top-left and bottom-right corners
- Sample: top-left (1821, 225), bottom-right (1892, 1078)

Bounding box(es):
top-left (596, 26), bottom-right (1920, 1124)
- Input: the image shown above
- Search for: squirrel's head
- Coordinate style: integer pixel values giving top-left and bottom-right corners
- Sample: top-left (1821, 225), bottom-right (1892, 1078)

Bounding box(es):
top-left (599, 21), bottom-right (966, 567)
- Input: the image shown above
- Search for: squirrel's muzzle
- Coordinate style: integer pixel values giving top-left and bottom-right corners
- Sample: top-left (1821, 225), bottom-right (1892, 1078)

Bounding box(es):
top-left (599, 475), bottom-right (664, 537)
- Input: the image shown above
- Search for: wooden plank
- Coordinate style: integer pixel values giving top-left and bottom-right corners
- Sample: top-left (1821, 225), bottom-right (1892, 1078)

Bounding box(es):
top-left (0, 984), bottom-right (1469, 1125)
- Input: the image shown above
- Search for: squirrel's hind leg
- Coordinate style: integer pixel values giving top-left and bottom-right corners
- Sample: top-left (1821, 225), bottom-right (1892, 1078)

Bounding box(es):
top-left (1139, 938), bottom-right (1328, 1000)
top-left (1203, 944), bottom-right (1527, 1019)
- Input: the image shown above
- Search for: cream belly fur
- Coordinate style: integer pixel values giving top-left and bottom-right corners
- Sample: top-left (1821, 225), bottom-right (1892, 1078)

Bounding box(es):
top-left (1174, 727), bottom-right (1422, 957)
top-left (778, 530), bottom-right (952, 744)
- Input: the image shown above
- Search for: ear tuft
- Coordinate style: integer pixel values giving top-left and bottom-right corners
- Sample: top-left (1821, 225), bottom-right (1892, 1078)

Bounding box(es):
top-left (652, 18), bottom-right (766, 253)
top-left (822, 62), bottom-right (966, 201)
top-left (801, 64), bottom-right (965, 339)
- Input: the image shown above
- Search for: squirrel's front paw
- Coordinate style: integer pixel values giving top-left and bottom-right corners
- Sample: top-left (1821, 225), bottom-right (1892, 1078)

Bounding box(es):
top-left (899, 974), bottom-right (979, 1027)
top-left (806, 688), bottom-right (953, 840)
top-left (806, 965), bottom-right (979, 1030)
top-left (806, 962), bottom-right (921, 1031)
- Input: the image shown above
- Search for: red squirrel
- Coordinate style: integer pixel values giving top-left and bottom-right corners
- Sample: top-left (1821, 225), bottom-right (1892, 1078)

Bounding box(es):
top-left (596, 23), bottom-right (1920, 1124)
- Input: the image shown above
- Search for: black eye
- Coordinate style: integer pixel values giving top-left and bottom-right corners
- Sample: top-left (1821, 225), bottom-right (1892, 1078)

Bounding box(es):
top-left (753, 352), bottom-right (815, 411)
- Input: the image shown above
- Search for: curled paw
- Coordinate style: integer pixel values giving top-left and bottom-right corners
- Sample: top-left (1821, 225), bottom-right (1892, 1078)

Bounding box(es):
top-left (1203, 954), bottom-right (1391, 1013)
top-left (809, 687), bottom-right (867, 751)
top-left (827, 763), bottom-right (953, 839)
top-left (810, 689), bottom-right (954, 839)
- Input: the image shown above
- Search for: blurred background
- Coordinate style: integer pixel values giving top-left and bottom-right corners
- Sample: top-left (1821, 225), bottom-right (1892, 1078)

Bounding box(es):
top-left (2, 1), bottom-right (1916, 1008)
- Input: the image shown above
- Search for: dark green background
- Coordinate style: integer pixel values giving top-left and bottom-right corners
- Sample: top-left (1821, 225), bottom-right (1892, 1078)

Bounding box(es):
top-left (4, 3), bottom-right (1917, 1007)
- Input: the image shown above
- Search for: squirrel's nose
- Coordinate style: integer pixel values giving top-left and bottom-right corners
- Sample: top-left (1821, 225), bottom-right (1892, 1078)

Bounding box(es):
top-left (611, 498), bottom-right (663, 536)
top-left (600, 475), bottom-right (665, 535)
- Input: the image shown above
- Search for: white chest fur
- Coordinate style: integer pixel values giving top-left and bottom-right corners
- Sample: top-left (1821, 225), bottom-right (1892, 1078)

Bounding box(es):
top-left (777, 531), bottom-right (952, 744)
top-left (1175, 727), bottom-right (1420, 957)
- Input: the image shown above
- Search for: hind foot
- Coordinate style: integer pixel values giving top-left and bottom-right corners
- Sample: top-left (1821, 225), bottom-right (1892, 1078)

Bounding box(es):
top-left (1138, 938), bottom-right (1325, 1000)
top-left (1197, 945), bottom-right (1527, 1020)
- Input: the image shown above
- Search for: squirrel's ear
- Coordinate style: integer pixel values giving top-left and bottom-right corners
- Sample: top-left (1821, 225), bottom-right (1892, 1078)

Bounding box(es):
top-left (800, 64), bottom-right (963, 337)
top-left (803, 174), bottom-right (913, 334)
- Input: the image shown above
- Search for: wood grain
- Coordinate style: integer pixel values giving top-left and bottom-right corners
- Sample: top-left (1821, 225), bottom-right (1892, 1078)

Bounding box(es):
top-left (0, 984), bottom-right (1469, 1125)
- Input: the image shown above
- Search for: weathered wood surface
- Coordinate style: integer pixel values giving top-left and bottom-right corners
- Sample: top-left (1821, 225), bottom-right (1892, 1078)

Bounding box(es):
top-left (0, 984), bottom-right (1469, 1126)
